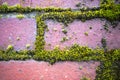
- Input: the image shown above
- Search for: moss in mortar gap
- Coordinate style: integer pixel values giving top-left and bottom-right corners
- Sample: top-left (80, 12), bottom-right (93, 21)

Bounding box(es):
top-left (16, 14), bottom-right (25, 19)
top-left (0, 44), bottom-right (120, 80)
top-left (0, 0), bottom-right (117, 13)
top-left (0, 4), bottom-right (71, 13)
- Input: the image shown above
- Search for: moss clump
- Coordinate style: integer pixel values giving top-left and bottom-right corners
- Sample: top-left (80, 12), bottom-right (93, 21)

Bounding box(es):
top-left (53, 28), bottom-right (57, 31)
top-left (26, 44), bottom-right (31, 49)
top-left (54, 45), bottom-right (60, 49)
top-left (61, 37), bottom-right (69, 42)
top-left (16, 37), bottom-right (20, 41)
top-left (84, 32), bottom-right (89, 36)
top-left (46, 27), bottom-right (49, 32)
top-left (16, 14), bottom-right (25, 19)
top-left (6, 45), bottom-right (14, 50)
top-left (103, 23), bottom-right (109, 31)
top-left (101, 38), bottom-right (107, 49)
top-left (76, 2), bottom-right (81, 7)
top-left (35, 16), bottom-right (46, 51)
top-left (6, 45), bottom-right (14, 53)
top-left (0, 15), bottom-right (2, 19)
top-left (62, 28), bottom-right (67, 34)
top-left (0, 2), bottom-right (8, 13)
top-left (79, 66), bottom-right (83, 70)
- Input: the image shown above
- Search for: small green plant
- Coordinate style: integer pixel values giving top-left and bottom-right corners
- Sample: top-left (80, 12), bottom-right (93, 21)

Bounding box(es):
top-left (0, 15), bottom-right (2, 19)
top-left (26, 44), bottom-right (31, 49)
top-left (76, 2), bottom-right (81, 7)
top-left (2, 2), bottom-right (8, 6)
top-left (16, 37), bottom-right (20, 41)
top-left (16, 14), bottom-right (25, 20)
top-left (79, 66), bottom-right (83, 70)
top-left (53, 28), bottom-right (57, 31)
top-left (61, 37), bottom-right (69, 42)
top-left (54, 45), bottom-right (60, 49)
top-left (84, 32), bottom-right (89, 36)
top-left (46, 27), bottom-right (49, 32)
top-left (6, 45), bottom-right (14, 51)
top-left (101, 38), bottom-right (107, 51)
top-left (1, 2), bottom-right (8, 12)
top-left (81, 77), bottom-right (90, 80)
top-left (83, 7), bottom-right (88, 11)
top-left (81, 18), bottom-right (86, 22)
top-left (103, 23), bottom-right (109, 31)
top-left (62, 29), bottom-right (67, 34)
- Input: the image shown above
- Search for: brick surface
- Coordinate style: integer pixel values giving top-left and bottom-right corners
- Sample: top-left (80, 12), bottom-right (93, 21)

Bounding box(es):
top-left (0, 18), bottom-right (36, 51)
top-left (0, 60), bottom-right (100, 80)
top-left (0, 0), bottom-right (100, 9)
top-left (45, 19), bottom-right (120, 50)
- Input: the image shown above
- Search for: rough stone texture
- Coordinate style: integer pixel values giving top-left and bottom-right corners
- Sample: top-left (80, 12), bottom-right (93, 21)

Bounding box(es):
top-left (0, 60), bottom-right (100, 80)
top-left (0, 0), bottom-right (100, 9)
top-left (0, 18), bottom-right (36, 51)
top-left (44, 19), bottom-right (120, 50)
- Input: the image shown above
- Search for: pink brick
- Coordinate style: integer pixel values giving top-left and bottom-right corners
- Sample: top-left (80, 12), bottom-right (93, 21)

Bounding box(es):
top-left (0, 0), bottom-right (100, 9)
top-left (0, 60), bottom-right (100, 80)
top-left (0, 18), bottom-right (36, 51)
top-left (44, 19), bottom-right (120, 50)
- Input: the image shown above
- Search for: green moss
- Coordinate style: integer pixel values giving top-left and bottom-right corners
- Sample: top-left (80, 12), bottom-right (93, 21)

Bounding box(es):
top-left (84, 32), bottom-right (89, 36)
top-left (46, 27), bottom-right (49, 32)
top-left (62, 28), bottom-right (67, 34)
top-left (61, 37), bottom-right (69, 42)
top-left (103, 23), bottom-right (109, 31)
top-left (0, 4), bottom-right (71, 13)
top-left (16, 14), bottom-right (25, 19)
top-left (0, 2), bottom-right (8, 13)
top-left (16, 37), bottom-right (20, 41)
top-left (0, 15), bottom-right (2, 19)
top-left (6, 45), bottom-right (14, 51)
top-left (76, 2), bottom-right (81, 7)
top-left (79, 66), bottom-right (83, 70)
top-left (53, 28), bottom-right (57, 31)
top-left (26, 44), bottom-right (31, 49)
top-left (0, 45), bottom-right (120, 79)
top-left (35, 16), bottom-right (46, 51)
top-left (101, 38), bottom-right (107, 50)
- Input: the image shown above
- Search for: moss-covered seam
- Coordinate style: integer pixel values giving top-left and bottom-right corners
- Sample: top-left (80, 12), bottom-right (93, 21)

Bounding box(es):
top-left (0, 0), bottom-right (119, 13)
top-left (0, 4), bottom-right (71, 13)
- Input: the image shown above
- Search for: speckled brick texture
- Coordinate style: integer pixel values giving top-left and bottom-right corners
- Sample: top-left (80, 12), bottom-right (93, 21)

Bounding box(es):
top-left (0, 60), bottom-right (100, 80)
top-left (0, 18), bottom-right (36, 51)
top-left (0, 0), bottom-right (100, 9)
top-left (44, 19), bottom-right (120, 50)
